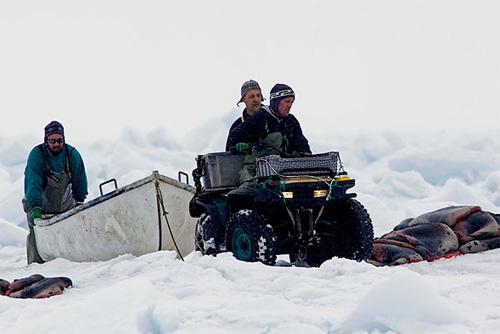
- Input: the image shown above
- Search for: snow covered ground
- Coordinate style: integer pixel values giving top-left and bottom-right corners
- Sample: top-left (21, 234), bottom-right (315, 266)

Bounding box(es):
top-left (1, 1), bottom-right (499, 332)
top-left (1, 126), bottom-right (500, 333)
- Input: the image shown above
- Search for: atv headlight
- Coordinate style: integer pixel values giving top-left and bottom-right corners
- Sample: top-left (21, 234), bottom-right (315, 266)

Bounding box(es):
top-left (313, 189), bottom-right (328, 198)
top-left (282, 191), bottom-right (294, 199)
top-left (313, 189), bottom-right (328, 197)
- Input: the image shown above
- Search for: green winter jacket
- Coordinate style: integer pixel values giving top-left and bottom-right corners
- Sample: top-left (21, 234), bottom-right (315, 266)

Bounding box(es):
top-left (24, 143), bottom-right (88, 210)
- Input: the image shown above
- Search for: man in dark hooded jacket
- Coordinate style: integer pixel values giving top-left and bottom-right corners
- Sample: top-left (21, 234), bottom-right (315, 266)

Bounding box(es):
top-left (23, 121), bottom-right (88, 264)
top-left (225, 79), bottom-right (269, 151)
top-left (231, 83), bottom-right (311, 182)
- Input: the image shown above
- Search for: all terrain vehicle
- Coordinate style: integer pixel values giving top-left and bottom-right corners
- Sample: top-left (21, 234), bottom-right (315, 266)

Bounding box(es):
top-left (189, 151), bottom-right (373, 266)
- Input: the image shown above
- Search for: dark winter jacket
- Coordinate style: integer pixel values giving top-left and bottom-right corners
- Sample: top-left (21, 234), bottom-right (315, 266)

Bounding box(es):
top-left (24, 143), bottom-right (88, 210)
top-left (225, 110), bottom-right (252, 151)
top-left (230, 107), bottom-right (311, 156)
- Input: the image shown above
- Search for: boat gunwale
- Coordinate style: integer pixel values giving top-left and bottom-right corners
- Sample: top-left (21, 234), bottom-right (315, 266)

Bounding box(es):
top-left (35, 172), bottom-right (195, 227)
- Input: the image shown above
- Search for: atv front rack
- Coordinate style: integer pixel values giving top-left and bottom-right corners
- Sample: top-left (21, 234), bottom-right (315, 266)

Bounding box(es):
top-left (256, 151), bottom-right (342, 178)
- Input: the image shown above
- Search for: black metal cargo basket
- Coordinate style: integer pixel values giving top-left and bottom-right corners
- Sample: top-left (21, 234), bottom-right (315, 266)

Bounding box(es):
top-left (256, 151), bottom-right (341, 178)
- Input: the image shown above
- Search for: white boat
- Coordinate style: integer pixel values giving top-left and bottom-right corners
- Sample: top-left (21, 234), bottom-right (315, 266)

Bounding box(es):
top-left (34, 171), bottom-right (197, 262)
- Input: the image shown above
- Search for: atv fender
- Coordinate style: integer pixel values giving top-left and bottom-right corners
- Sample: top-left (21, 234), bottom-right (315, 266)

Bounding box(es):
top-left (227, 184), bottom-right (271, 213)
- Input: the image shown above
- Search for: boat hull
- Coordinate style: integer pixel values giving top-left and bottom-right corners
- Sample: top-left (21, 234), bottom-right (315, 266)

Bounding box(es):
top-left (34, 172), bottom-right (196, 262)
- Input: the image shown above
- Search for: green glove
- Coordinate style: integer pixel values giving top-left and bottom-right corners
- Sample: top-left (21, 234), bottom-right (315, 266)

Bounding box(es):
top-left (235, 142), bottom-right (251, 153)
top-left (28, 207), bottom-right (42, 227)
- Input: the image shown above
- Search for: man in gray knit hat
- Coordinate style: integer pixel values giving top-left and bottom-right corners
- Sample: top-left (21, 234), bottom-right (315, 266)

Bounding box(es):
top-left (225, 80), bottom-right (269, 152)
top-left (231, 83), bottom-right (311, 183)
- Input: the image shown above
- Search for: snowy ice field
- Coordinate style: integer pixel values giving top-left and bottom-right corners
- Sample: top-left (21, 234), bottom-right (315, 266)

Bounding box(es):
top-left (1, 0), bottom-right (500, 332)
top-left (1, 123), bottom-right (500, 334)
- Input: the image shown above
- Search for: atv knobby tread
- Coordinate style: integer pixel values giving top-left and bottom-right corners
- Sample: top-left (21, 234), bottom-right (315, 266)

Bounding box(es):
top-left (307, 198), bottom-right (374, 265)
top-left (226, 209), bottom-right (277, 265)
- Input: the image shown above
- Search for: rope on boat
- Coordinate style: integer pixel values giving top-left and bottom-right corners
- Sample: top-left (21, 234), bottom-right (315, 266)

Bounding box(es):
top-left (154, 173), bottom-right (185, 261)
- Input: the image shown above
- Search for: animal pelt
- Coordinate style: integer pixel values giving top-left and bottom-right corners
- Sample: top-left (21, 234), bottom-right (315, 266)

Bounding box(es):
top-left (369, 206), bottom-right (500, 266)
top-left (0, 274), bottom-right (72, 299)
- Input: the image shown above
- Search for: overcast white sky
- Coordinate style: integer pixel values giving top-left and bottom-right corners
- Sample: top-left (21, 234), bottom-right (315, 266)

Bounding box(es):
top-left (1, 0), bottom-right (499, 143)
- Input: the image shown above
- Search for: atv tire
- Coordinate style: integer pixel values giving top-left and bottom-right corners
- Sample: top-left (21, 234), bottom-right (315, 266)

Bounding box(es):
top-left (226, 209), bottom-right (277, 265)
top-left (195, 212), bottom-right (225, 255)
top-left (307, 198), bottom-right (373, 266)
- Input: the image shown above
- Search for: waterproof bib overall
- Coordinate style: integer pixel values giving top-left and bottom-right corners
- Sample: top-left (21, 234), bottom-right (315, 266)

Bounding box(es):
top-left (41, 171), bottom-right (75, 214)
top-left (239, 132), bottom-right (283, 183)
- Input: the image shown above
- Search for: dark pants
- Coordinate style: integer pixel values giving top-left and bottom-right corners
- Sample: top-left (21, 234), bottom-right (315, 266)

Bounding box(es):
top-left (26, 226), bottom-right (44, 265)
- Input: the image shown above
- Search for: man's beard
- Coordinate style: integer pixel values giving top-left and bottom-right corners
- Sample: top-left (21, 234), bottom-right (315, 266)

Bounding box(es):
top-left (48, 146), bottom-right (63, 156)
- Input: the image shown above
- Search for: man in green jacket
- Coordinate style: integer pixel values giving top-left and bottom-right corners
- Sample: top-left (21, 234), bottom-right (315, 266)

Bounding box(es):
top-left (24, 121), bottom-right (88, 264)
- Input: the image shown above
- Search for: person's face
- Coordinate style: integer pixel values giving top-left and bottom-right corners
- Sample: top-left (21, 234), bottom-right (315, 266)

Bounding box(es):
top-left (242, 89), bottom-right (262, 115)
top-left (277, 97), bottom-right (294, 118)
top-left (46, 134), bottom-right (64, 155)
